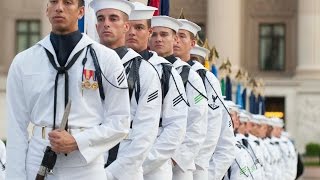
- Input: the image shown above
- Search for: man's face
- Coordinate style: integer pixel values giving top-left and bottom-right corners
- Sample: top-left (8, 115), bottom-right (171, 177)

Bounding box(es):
top-left (46, 0), bottom-right (84, 34)
top-left (245, 121), bottom-right (253, 132)
top-left (174, 29), bottom-right (195, 59)
top-left (231, 111), bottom-right (240, 130)
top-left (96, 9), bottom-right (129, 48)
top-left (237, 122), bottom-right (246, 134)
top-left (126, 20), bottom-right (151, 52)
top-left (259, 124), bottom-right (268, 138)
top-left (149, 27), bottom-right (176, 57)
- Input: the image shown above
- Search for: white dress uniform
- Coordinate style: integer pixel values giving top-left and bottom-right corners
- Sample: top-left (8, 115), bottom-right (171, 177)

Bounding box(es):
top-left (260, 138), bottom-right (273, 179)
top-left (270, 137), bottom-right (284, 179)
top-left (105, 48), bottom-right (162, 180)
top-left (246, 134), bottom-right (264, 180)
top-left (279, 135), bottom-right (297, 180)
top-left (208, 105), bottom-right (236, 180)
top-left (6, 34), bottom-right (131, 179)
top-left (188, 60), bottom-right (222, 180)
top-left (0, 140), bottom-right (5, 180)
top-left (224, 140), bottom-right (254, 180)
top-left (166, 56), bottom-right (208, 180)
top-left (264, 137), bottom-right (282, 179)
top-left (142, 51), bottom-right (188, 180)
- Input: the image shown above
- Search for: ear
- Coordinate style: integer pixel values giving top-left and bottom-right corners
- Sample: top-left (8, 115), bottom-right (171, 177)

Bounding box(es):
top-left (191, 38), bottom-right (196, 48)
top-left (78, 6), bottom-right (85, 19)
top-left (124, 21), bottom-right (130, 33)
top-left (148, 28), bottom-right (153, 38)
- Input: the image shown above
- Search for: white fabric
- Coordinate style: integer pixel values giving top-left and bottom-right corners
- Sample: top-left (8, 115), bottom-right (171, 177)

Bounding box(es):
top-left (189, 60), bottom-right (222, 178)
top-left (172, 165), bottom-right (193, 180)
top-left (142, 51), bottom-right (188, 178)
top-left (144, 159), bottom-right (173, 180)
top-left (223, 141), bottom-right (254, 180)
top-left (177, 19), bottom-right (201, 36)
top-left (208, 107), bottom-right (236, 180)
top-left (0, 140), bottom-right (5, 180)
top-left (171, 58), bottom-right (208, 172)
top-left (246, 134), bottom-right (265, 180)
top-left (106, 49), bottom-right (162, 180)
top-left (151, 16), bottom-right (182, 33)
top-left (6, 34), bottom-right (131, 179)
top-left (89, 0), bottom-right (134, 15)
top-left (129, 2), bottom-right (157, 20)
top-left (279, 135), bottom-right (297, 180)
top-left (190, 45), bottom-right (210, 59)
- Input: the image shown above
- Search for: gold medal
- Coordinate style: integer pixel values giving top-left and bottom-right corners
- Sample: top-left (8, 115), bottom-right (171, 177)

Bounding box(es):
top-left (91, 82), bottom-right (99, 90)
top-left (84, 80), bottom-right (91, 89)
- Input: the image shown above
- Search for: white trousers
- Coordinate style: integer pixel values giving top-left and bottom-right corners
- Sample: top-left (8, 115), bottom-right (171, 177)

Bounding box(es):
top-left (172, 165), bottom-right (193, 180)
top-left (144, 159), bottom-right (173, 180)
top-left (26, 136), bottom-right (106, 180)
top-left (193, 165), bottom-right (208, 180)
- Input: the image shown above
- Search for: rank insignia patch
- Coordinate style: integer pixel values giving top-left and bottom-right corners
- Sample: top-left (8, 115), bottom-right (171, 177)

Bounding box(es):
top-left (147, 90), bottom-right (158, 103)
top-left (173, 94), bottom-right (183, 107)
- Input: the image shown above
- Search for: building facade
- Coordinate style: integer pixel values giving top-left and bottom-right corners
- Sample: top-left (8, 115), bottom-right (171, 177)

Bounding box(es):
top-left (1, 0), bottom-right (320, 152)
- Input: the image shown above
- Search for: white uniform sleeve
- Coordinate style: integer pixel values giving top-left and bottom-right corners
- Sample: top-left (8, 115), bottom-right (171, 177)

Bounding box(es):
top-left (209, 108), bottom-right (236, 180)
top-left (143, 68), bottom-right (188, 174)
top-left (195, 72), bottom-right (222, 169)
top-left (107, 62), bottom-right (162, 179)
top-left (73, 51), bottom-right (131, 164)
top-left (6, 55), bottom-right (31, 180)
top-left (172, 70), bottom-right (208, 171)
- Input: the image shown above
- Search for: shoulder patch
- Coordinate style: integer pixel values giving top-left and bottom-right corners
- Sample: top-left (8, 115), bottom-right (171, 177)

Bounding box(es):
top-left (173, 94), bottom-right (183, 107)
top-left (194, 93), bottom-right (205, 104)
top-left (147, 90), bottom-right (158, 103)
top-left (117, 71), bottom-right (125, 85)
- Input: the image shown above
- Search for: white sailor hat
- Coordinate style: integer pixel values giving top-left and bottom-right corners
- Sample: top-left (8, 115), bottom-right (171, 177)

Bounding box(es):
top-left (250, 114), bottom-right (263, 124)
top-left (129, 2), bottom-right (157, 20)
top-left (239, 110), bottom-right (251, 123)
top-left (270, 117), bottom-right (284, 128)
top-left (225, 100), bottom-right (240, 114)
top-left (151, 16), bottom-right (182, 33)
top-left (89, 0), bottom-right (134, 16)
top-left (177, 19), bottom-right (201, 36)
top-left (190, 45), bottom-right (210, 59)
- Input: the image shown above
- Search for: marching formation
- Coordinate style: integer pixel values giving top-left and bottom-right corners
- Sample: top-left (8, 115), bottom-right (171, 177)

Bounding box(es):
top-left (5, 0), bottom-right (298, 180)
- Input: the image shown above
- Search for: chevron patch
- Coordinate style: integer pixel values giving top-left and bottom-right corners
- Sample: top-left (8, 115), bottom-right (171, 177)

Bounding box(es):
top-left (117, 71), bottom-right (125, 85)
top-left (147, 90), bottom-right (158, 103)
top-left (194, 93), bottom-right (205, 104)
top-left (173, 94), bottom-right (183, 107)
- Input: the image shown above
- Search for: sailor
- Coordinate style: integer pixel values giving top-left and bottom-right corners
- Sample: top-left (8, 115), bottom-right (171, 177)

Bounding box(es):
top-left (90, 0), bottom-right (162, 179)
top-left (150, 15), bottom-right (208, 180)
top-left (223, 101), bottom-right (254, 180)
top-left (125, 3), bottom-right (188, 180)
top-left (188, 42), bottom-right (226, 180)
top-left (6, 0), bottom-right (131, 179)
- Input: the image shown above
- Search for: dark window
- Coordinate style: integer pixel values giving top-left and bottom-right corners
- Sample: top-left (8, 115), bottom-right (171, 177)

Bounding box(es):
top-left (16, 20), bottom-right (41, 53)
top-left (265, 97), bottom-right (285, 127)
top-left (259, 24), bottom-right (285, 71)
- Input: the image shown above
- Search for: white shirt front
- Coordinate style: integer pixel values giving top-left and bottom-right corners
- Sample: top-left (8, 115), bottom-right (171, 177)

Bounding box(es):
top-left (6, 34), bottom-right (131, 179)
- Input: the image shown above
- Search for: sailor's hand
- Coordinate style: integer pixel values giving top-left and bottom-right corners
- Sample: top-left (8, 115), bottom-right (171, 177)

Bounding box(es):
top-left (48, 129), bottom-right (78, 154)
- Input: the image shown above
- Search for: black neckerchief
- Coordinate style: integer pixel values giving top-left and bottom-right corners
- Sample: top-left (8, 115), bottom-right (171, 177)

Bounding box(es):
top-left (139, 49), bottom-right (153, 60)
top-left (164, 54), bottom-right (177, 64)
top-left (50, 30), bottom-right (82, 66)
top-left (187, 59), bottom-right (195, 66)
top-left (114, 46), bottom-right (128, 59)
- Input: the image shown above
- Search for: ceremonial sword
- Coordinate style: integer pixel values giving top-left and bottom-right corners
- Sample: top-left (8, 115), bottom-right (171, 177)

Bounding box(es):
top-left (35, 99), bottom-right (71, 180)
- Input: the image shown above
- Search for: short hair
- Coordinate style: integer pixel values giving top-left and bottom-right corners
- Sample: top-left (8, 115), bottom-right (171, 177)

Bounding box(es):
top-left (146, 19), bottom-right (151, 28)
top-left (189, 32), bottom-right (196, 40)
top-left (78, 0), bottom-right (85, 7)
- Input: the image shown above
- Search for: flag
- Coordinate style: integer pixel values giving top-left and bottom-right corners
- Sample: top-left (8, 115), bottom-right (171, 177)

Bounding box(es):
top-left (242, 88), bottom-right (247, 110)
top-left (160, 0), bottom-right (170, 15)
top-left (148, 0), bottom-right (160, 15)
top-left (148, 0), bottom-right (170, 16)
top-left (236, 83), bottom-right (243, 109)
top-left (78, 16), bottom-right (85, 33)
top-left (226, 76), bottom-right (232, 101)
top-left (258, 95), bottom-right (266, 115)
top-left (249, 91), bottom-right (255, 113)
top-left (211, 64), bottom-right (218, 77)
top-left (221, 78), bottom-right (225, 97)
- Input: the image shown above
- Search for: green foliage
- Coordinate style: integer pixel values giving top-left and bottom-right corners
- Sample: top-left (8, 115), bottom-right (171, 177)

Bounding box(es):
top-left (305, 143), bottom-right (320, 157)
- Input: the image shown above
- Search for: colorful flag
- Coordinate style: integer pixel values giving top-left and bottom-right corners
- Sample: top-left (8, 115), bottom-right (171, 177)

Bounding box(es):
top-left (148, 0), bottom-right (160, 15)
top-left (160, 0), bottom-right (170, 15)
top-left (226, 76), bottom-right (232, 101)
top-left (236, 83), bottom-right (243, 109)
top-left (242, 88), bottom-right (247, 110)
top-left (211, 64), bottom-right (218, 77)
